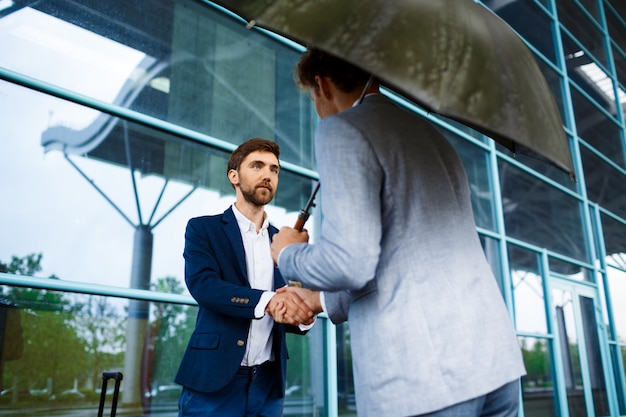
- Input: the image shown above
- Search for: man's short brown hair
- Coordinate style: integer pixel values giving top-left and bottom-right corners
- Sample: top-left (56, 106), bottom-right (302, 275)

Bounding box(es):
top-left (295, 47), bottom-right (371, 94)
top-left (227, 138), bottom-right (280, 176)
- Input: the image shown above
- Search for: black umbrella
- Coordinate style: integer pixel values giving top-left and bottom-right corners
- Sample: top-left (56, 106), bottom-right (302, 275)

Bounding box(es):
top-left (211, 0), bottom-right (575, 179)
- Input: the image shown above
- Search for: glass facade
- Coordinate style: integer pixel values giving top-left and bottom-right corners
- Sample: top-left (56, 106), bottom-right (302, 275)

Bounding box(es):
top-left (1, 0), bottom-right (625, 416)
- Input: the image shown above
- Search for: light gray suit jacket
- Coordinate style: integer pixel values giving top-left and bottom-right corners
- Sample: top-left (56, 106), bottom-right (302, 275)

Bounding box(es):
top-left (279, 94), bottom-right (525, 416)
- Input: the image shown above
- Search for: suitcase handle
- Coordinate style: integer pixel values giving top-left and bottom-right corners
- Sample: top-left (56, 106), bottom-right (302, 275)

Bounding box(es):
top-left (98, 371), bottom-right (123, 417)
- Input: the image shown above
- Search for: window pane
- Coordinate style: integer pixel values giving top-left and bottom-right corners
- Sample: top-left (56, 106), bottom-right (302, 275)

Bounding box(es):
top-left (601, 214), bottom-right (626, 271)
top-left (0, 80), bottom-right (315, 289)
top-left (571, 88), bottom-right (625, 167)
top-left (335, 322), bottom-right (356, 417)
top-left (480, 235), bottom-right (503, 293)
top-left (0, 1), bottom-right (316, 169)
top-left (509, 245), bottom-right (548, 334)
top-left (286, 322), bottom-right (329, 417)
top-left (581, 147), bottom-right (626, 219)
top-left (438, 129), bottom-right (496, 231)
top-left (606, 5), bottom-right (626, 67)
top-left (557, 0), bottom-right (607, 68)
top-left (548, 258), bottom-right (593, 282)
top-left (562, 27), bottom-right (622, 127)
top-left (519, 337), bottom-right (557, 416)
top-left (579, 295), bottom-right (610, 417)
top-left (499, 160), bottom-right (589, 263)
top-left (613, 45), bottom-right (626, 112)
top-left (0, 284), bottom-right (191, 415)
top-left (613, 344), bottom-right (626, 414)
top-left (607, 267), bottom-right (626, 343)
top-left (484, 0), bottom-right (557, 63)
top-left (553, 287), bottom-right (586, 416)
top-left (0, 282), bottom-right (330, 416)
top-left (571, 88), bottom-right (624, 168)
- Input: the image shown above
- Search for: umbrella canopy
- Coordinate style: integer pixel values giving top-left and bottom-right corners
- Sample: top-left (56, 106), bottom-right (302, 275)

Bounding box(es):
top-left (212, 0), bottom-right (575, 179)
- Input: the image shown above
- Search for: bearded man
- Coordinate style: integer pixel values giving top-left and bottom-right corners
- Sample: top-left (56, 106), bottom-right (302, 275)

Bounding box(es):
top-left (175, 138), bottom-right (316, 417)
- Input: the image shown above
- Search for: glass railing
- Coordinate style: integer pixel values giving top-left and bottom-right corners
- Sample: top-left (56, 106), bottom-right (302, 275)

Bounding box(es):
top-left (0, 273), bottom-right (330, 417)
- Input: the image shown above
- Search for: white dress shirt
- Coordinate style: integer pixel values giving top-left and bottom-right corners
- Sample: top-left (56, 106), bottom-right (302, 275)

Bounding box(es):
top-left (232, 204), bottom-right (275, 366)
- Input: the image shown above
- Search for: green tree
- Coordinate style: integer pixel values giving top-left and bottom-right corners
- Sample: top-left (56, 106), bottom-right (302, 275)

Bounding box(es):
top-left (72, 294), bottom-right (126, 393)
top-left (521, 338), bottom-right (552, 388)
top-left (144, 276), bottom-right (192, 403)
top-left (1, 254), bottom-right (86, 401)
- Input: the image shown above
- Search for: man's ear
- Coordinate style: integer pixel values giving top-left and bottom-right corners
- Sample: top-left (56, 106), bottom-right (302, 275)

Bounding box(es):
top-left (315, 75), bottom-right (332, 99)
top-left (228, 169), bottom-right (239, 187)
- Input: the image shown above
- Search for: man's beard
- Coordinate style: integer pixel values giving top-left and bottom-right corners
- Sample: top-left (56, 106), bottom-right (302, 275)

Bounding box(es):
top-left (240, 181), bottom-right (274, 207)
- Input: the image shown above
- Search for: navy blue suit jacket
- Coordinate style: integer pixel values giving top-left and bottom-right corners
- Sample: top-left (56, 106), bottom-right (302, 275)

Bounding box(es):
top-left (175, 207), bottom-right (299, 394)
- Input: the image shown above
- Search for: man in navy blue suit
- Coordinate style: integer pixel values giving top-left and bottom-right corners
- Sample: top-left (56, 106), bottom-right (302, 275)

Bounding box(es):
top-left (175, 138), bottom-right (317, 416)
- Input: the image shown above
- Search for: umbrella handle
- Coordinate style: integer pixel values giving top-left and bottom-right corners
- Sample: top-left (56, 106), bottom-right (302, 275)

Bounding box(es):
top-left (357, 75), bottom-right (375, 105)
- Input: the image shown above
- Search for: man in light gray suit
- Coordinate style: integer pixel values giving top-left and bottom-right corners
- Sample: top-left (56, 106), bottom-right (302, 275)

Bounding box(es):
top-left (271, 48), bottom-right (526, 417)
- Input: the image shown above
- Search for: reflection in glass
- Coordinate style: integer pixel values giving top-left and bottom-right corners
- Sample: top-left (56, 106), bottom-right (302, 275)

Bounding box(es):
top-left (614, 45), bottom-right (626, 97)
top-left (438, 129), bottom-right (496, 231)
top-left (582, 148), bottom-right (626, 219)
top-left (480, 235), bottom-right (502, 293)
top-left (579, 295), bottom-right (610, 416)
top-left (509, 245), bottom-right (547, 334)
top-left (552, 288), bottom-right (610, 417)
top-left (570, 87), bottom-right (624, 168)
top-left (519, 337), bottom-right (557, 416)
top-left (616, 344), bottom-right (626, 414)
top-left (0, 1), bottom-right (315, 170)
top-left (562, 28), bottom-right (623, 128)
top-left (574, 0), bottom-right (600, 22)
top-left (286, 324), bottom-right (328, 417)
top-left (484, 0), bottom-right (556, 63)
top-left (601, 214), bottom-right (626, 271)
top-left (553, 288), bottom-right (585, 416)
top-left (557, 0), bottom-right (607, 68)
top-left (607, 267), bottom-right (626, 343)
top-left (0, 284), bottom-right (192, 415)
top-left (0, 283), bottom-right (328, 416)
top-left (335, 322), bottom-right (356, 417)
top-left (499, 160), bottom-right (589, 263)
top-left (548, 258), bottom-right (593, 282)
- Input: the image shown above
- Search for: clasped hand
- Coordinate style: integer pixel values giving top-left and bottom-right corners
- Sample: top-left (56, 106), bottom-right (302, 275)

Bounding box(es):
top-left (265, 286), bottom-right (322, 326)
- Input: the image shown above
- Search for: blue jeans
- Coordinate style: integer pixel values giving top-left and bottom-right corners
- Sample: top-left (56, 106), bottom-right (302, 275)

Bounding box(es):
top-left (178, 362), bottom-right (284, 417)
top-left (415, 379), bottom-right (520, 417)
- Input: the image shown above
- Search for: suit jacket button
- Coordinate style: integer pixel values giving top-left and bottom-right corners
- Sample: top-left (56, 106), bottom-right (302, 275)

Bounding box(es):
top-left (237, 340), bottom-right (245, 347)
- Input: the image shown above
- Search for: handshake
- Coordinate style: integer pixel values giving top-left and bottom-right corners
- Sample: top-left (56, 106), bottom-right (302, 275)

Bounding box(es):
top-left (265, 286), bottom-right (322, 326)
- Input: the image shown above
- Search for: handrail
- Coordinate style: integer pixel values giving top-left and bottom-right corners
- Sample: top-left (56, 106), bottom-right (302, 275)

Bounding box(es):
top-left (0, 272), bottom-right (196, 305)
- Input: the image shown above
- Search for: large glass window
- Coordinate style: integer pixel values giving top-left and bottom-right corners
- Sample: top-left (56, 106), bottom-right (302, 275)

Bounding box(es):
top-left (484, 0), bottom-right (557, 64)
top-left (0, 2), bottom-right (321, 415)
top-left (438, 129), bottom-right (497, 231)
top-left (557, 0), bottom-right (608, 68)
top-left (0, 282), bottom-right (329, 416)
top-left (0, 81), bottom-right (316, 290)
top-left (569, 70), bottom-right (622, 137)
top-left (0, 0), bottom-right (318, 290)
top-left (509, 245), bottom-right (548, 334)
top-left (581, 147), bottom-right (626, 219)
top-left (602, 213), bottom-right (626, 271)
top-left (0, 1), bottom-right (315, 169)
top-left (499, 160), bottom-right (589, 263)
top-left (519, 336), bottom-right (558, 416)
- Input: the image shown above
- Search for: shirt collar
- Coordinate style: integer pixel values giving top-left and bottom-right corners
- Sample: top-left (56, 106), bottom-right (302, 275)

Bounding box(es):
top-left (352, 92), bottom-right (379, 107)
top-left (232, 204), bottom-right (269, 234)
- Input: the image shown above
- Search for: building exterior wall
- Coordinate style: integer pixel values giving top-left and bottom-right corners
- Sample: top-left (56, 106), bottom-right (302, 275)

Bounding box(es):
top-left (0, 1), bottom-right (625, 416)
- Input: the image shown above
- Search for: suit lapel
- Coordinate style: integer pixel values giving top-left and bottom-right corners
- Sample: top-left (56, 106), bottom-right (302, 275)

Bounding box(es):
top-left (222, 207), bottom-right (249, 286)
